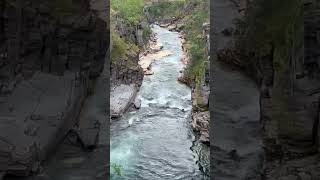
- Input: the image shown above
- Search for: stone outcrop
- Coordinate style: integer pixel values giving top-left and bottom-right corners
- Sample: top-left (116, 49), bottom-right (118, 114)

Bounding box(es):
top-left (191, 22), bottom-right (210, 145)
top-left (192, 111), bottom-right (210, 144)
top-left (110, 52), bottom-right (144, 88)
top-left (0, 0), bottom-right (108, 176)
top-left (110, 84), bottom-right (138, 118)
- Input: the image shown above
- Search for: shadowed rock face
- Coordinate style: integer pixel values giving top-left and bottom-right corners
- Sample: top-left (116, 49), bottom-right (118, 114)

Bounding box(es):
top-left (211, 0), bottom-right (264, 179)
top-left (212, 0), bottom-right (320, 179)
top-left (261, 2), bottom-right (320, 179)
top-left (0, 0), bottom-right (108, 176)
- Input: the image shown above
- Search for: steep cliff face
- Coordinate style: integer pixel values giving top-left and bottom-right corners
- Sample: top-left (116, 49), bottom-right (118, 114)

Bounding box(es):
top-left (261, 2), bottom-right (320, 179)
top-left (110, 20), bottom-right (145, 87)
top-left (216, 0), bottom-right (320, 179)
top-left (0, 0), bottom-right (108, 176)
top-left (305, 2), bottom-right (320, 150)
top-left (109, 1), bottom-right (150, 118)
top-left (0, 0), bottom-right (108, 88)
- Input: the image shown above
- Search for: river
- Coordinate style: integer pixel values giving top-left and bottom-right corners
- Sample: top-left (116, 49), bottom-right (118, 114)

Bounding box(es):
top-left (110, 25), bottom-right (208, 179)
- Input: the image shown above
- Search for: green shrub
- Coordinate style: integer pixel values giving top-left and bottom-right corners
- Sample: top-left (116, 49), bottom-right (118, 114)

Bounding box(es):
top-left (110, 163), bottom-right (123, 178)
top-left (183, 2), bottom-right (209, 86)
top-left (111, 32), bottom-right (128, 63)
top-left (146, 0), bottom-right (185, 20)
top-left (112, 163), bottom-right (122, 176)
top-left (111, 31), bottom-right (139, 64)
top-left (111, 0), bottom-right (144, 25)
top-left (142, 26), bottom-right (152, 40)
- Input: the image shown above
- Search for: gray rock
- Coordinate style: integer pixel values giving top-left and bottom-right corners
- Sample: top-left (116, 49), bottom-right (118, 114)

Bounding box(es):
top-left (0, 72), bottom-right (87, 176)
top-left (134, 97), bottom-right (141, 109)
top-left (192, 84), bottom-right (209, 111)
top-left (221, 27), bottom-right (234, 36)
top-left (0, 172), bottom-right (5, 180)
top-left (110, 84), bottom-right (138, 118)
top-left (298, 172), bottom-right (312, 180)
top-left (279, 175), bottom-right (299, 180)
top-left (192, 111), bottom-right (210, 144)
top-left (78, 128), bottom-right (100, 148)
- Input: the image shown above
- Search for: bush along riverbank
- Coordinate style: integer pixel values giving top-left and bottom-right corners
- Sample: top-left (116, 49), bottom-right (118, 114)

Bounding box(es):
top-left (145, 0), bottom-right (210, 175)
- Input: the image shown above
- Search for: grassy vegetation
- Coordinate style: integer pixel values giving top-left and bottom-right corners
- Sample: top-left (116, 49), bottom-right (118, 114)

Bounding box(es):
top-left (142, 25), bottom-right (152, 40)
top-left (111, 31), bottom-right (139, 64)
top-left (182, 2), bottom-right (209, 86)
top-left (111, 32), bottom-right (128, 62)
top-left (146, 0), bottom-right (185, 21)
top-left (110, 163), bottom-right (123, 178)
top-left (111, 0), bottom-right (144, 25)
top-left (111, 0), bottom-right (152, 64)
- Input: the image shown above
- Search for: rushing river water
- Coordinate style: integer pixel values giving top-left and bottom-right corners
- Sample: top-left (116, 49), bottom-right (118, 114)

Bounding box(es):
top-left (110, 25), bottom-right (207, 179)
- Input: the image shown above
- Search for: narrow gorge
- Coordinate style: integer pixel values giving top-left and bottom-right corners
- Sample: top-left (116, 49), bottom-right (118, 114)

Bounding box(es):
top-left (111, 24), bottom-right (207, 179)
top-left (110, 0), bottom-right (210, 179)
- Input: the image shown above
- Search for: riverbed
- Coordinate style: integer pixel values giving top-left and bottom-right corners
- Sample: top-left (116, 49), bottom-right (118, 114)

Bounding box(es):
top-left (110, 25), bottom-right (208, 179)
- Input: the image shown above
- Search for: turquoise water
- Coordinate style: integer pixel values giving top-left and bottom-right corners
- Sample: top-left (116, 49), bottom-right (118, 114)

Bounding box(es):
top-left (110, 25), bottom-right (207, 180)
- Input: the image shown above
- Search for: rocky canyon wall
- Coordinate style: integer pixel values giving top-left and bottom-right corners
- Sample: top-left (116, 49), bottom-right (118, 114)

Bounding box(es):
top-left (214, 0), bottom-right (320, 179)
top-left (110, 3), bottom-right (150, 118)
top-left (261, 1), bottom-right (320, 179)
top-left (110, 18), bottom-right (145, 87)
top-left (0, 0), bottom-right (108, 176)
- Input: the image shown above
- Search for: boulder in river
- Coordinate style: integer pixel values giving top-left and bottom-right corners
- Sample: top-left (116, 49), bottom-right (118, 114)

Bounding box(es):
top-left (110, 84), bottom-right (138, 118)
